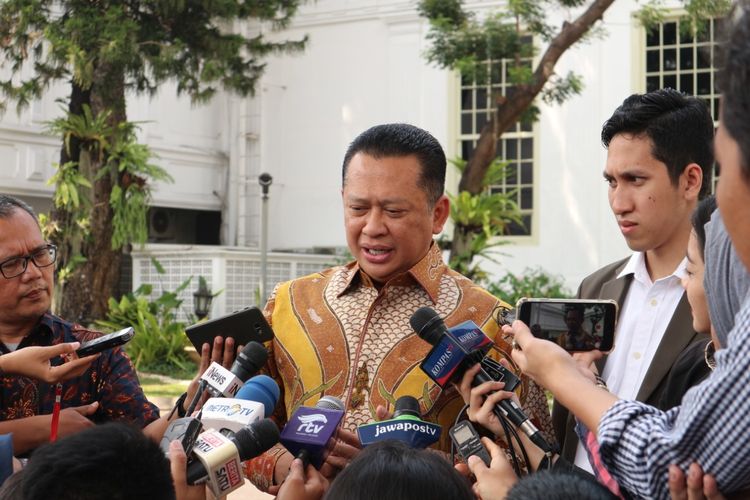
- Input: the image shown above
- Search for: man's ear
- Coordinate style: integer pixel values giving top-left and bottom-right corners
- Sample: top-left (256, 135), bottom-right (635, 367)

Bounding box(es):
top-left (432, 195), bottom-right (450, 234)
top-left (682, 163), bottom-right (703, 200)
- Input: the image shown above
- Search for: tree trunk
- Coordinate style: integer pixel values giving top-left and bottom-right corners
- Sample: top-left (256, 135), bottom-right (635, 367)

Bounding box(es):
top-left (57, 63), bottom-right (127, 325)
top-left (449, 0), bottom-right (616, 269)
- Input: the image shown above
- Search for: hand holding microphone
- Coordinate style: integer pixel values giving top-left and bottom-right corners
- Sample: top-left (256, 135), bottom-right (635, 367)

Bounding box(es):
top-left (410, 307), bottom-right (552, 455)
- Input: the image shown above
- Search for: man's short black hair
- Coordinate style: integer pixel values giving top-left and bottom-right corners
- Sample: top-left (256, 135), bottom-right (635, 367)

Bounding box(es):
top-left (22, 423), bottom-right (175, 500)
top-left (0, 195), bottom-right (37, 221)
top-left (324, 440), bottom-right (474, 500)
top-left (601, 89), bottom-right (714, 197)
top-left (342, 123), bottom-right (447, 206)
top-left (506, 469), bottom-right (618, 500)
top-left (717, 2), bottom-right (750, 178)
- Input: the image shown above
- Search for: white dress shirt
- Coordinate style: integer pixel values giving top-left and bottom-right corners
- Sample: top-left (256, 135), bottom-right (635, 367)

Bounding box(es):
top-left (574, 252), bottom-right (687, 472)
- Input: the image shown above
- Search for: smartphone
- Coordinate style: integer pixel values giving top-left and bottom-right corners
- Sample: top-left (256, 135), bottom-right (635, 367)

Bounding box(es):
top-left (185, 306), bottom-right (274, 354)
top-left (159, 417), bottom-right (203, 456)
top-left (450, 420), bottom-right (492, 466)
top-left (76, 327), bottom-right (135, 357)
top-left (516, 298), bottom-right (618, 352)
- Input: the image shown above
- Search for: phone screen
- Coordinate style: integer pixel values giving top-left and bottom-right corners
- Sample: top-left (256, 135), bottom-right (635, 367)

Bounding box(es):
top-left (517, 300), bottom-right (617, 352)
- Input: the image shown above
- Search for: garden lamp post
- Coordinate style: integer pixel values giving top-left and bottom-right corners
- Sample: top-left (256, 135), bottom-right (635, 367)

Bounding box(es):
top-left (193, 280), bottom-right (214, 320)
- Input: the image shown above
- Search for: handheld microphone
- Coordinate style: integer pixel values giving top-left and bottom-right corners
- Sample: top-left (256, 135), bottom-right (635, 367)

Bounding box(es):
top-left (357, 395), bottom-right (442, 448)
top-left (279, 396), bottom-right (345, 468)
top-left (185, 341), bottom-right (269, 416)
top-left (200, 375), bottom-right (280, 437)
top-left (186, 418), bottom-right (280, 497)
top-left (410, 307), bottom-right (552, 454)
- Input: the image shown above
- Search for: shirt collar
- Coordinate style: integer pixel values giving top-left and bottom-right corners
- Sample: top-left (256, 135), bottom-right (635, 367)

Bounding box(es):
top-left (338, 243), bottom-right (446, 303)
top-left (617, 252), bottom-right (688, 284)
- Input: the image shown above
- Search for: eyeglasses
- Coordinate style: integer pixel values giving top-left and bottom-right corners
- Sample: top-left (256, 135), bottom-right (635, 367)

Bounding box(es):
top-left (0, 245), bottom-right (57, 279)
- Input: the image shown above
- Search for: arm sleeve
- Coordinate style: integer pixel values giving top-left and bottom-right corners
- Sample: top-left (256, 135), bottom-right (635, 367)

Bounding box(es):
top-left (93, 345), bottom-right (160, 427)
top-left (598, 303), bottom-right (750, 498)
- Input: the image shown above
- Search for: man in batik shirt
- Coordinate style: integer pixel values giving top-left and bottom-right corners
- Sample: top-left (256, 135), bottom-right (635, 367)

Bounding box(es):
top-left (245, 124), bottom-right (553, 491)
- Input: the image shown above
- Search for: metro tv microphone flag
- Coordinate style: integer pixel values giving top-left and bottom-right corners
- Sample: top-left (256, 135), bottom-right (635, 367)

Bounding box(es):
top-left (280, 396), bottom-right (345, 468)
top-left (200, 375), bottom-right (280, 436)
top-left (357, 395), bottom-right (441, 448)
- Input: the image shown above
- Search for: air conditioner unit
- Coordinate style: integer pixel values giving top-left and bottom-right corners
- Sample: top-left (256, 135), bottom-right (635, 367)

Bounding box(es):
top-left (149, 208), bottom-right (176, 240)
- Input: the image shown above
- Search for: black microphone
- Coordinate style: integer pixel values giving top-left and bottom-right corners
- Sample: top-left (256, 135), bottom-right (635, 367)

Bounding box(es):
top-left (280, 396), bottom-right (346, 468)
top-left (185, 341), bottom-right (269, 416)
top-left (410, 307), bottom-right (552, 454)
top-left (186, 418), bottom-right (280, 496)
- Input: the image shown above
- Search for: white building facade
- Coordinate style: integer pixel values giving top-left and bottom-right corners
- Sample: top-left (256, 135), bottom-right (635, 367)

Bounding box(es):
top-left (1, 0), bottom-right (720, 303)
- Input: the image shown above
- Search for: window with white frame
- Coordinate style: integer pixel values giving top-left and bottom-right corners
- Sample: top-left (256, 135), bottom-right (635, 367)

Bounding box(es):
top-left (644, 17), bottom-right (722, 188)
top-left (458, 41), bottom-right (535, 237)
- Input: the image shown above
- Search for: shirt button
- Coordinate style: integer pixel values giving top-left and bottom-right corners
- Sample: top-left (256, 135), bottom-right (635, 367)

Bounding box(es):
top-left (633, 352), bottom-right (642, 360)
top-left (650, 299), bottom-right (658, 306)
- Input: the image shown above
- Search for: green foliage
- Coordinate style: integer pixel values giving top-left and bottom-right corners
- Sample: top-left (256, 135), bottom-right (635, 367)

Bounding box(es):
top-left (96, 275), bottom-right (193, 375)
top-left (0, 0), bottom-right (307, 112)
top-left (444, 158), bottom-right (523, 281)
top-left (488, 267), bottom-right (572, 306)
top-left (46, 105), bottom-right (172, 250)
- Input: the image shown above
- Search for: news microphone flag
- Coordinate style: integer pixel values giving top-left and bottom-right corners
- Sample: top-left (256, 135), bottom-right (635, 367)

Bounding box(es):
top-left (187, 418), bottom-right (279, 497)
top-left (280, 396), bottom-right (345, 469)
top-left (418, 319), bottom-right (492, 388)
top-left (200, 375), bottom-right (280, 436)
top-left (357, 396), bottom-right (441, 449)
top-left (200, 362), bottom-right (244, 398)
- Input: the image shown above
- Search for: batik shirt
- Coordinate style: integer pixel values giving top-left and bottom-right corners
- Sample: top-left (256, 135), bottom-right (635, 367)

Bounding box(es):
top-left (245, 243), bottom-right (553, 490)
top-left (0, 313), bottom-right (159, 433)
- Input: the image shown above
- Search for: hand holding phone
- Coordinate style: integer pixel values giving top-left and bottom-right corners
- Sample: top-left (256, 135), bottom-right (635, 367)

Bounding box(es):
top-left (76, 327), bottom-right (135, 357)
top-left (516, 298), bottom-right (618, 353)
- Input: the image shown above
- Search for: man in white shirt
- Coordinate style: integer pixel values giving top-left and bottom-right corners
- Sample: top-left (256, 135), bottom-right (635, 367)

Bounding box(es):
top-left (551, 88), bottom-right (714, 471)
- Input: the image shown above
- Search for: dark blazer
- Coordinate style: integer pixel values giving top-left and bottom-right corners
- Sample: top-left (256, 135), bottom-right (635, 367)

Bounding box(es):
top-left (552, 257), bottom-right (708, 462)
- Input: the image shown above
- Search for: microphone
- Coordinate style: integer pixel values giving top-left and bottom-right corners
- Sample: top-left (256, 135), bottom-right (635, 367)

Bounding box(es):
top-left (357, 395), bottom-right (442, 448)
top-left (199, 375), bottom-right (280, 437)
top-left (185, 341), bottom-right (269, 415)
top-left (279, 396), bottom-right (346, 468)
top-left (410, 307), bottom-right (552, 454)
top-left (187, 418), bottom-right (280, 497)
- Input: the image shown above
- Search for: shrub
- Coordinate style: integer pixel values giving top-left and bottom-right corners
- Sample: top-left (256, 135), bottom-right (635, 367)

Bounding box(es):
top-left (488, 267), bottom-right (572, 307)
top-left (96, 277), bottom-right (194, 377)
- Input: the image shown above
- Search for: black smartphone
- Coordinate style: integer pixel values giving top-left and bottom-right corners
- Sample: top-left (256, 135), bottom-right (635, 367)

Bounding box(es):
top-left (76, 327), bottom-right (135, 357)
top-left (159, 417), bottom-right (203, 456)
top-left (516, 298), bottom-right (618, 352)
top-left (450, 420), bottom-right (492, 466)
top-left (185, 306), bottom-right (274, 354)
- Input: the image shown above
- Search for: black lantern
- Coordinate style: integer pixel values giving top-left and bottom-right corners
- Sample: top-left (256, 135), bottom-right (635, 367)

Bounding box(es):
top-left (193, 279), bottom-right (213, 320)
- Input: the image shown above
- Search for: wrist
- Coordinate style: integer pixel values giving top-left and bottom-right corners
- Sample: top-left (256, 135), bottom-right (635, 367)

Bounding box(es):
top-left (274, 450), bottom-right (294, 485)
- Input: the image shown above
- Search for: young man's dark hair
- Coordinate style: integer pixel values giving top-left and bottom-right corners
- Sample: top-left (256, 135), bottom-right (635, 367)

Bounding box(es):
top-left (0, 195), bottom-right (36, 221)
top-left (717, 3), bottom-right (750, 176)
top-left (341, 123), bottom-right (447, 206)
top-left (323, 440), bottom-right (474, 500)
top-left (21, 423), bottom-right (175, 500)
top-left (600, 88), bottom-right (714, 197)
top-left (506, 470), bottom-right (618, 500)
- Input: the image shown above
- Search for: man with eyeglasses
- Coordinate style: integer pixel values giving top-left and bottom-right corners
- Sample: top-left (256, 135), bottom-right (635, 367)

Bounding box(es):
top-left (0, 195), bottom-right (173, 454)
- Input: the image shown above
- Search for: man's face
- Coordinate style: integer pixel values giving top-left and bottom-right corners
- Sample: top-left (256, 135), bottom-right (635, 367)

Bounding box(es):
top-left (565, 310), bottom-right (584, 332)
top-left (715, 121), bottom-right (750, 271)
top-left (604, 133), bottom-right (698, 253)
top-left (0, 209), bottom-right (54, 329)
top-left (342, 153), bottom-right (450, 285)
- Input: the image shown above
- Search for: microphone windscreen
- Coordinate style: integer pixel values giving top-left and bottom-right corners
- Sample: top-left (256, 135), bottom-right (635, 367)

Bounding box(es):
top-left (234, 419), bottom-right (280, 461)
top-left (393, 395), bottom-right (421, 419)
top-left (231, 341), bottom-right (268, 381)
top-left (409, 307), bottom-right (444, 346)
top-left (235, 375), bottom-right (280, 417)
top-left (316, 395), bottom-right (345, 411)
